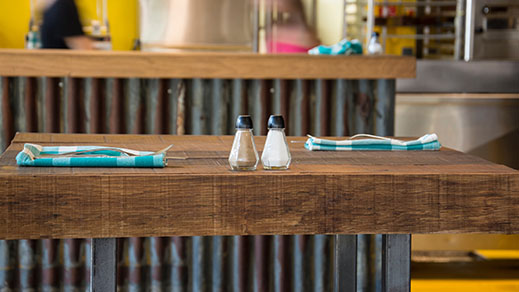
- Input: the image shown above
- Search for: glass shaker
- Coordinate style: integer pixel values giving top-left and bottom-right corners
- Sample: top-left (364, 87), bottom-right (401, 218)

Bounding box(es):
top-left (228, 115), bottom-right (259, 171)
top-left (368, 32), bottom-right (383, 55)
top-left (261, 115), bottom-right (291, 170)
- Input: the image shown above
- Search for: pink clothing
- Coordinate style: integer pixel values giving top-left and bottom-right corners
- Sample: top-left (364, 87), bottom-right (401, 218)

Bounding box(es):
top-left (267, 41), bottom-right (312, 53)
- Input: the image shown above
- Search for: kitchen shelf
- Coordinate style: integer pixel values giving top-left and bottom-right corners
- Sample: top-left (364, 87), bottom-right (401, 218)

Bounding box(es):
top-left (385, 33), bottom-right (456, 40)
top-left (346, 1), bottom-right (458, 7)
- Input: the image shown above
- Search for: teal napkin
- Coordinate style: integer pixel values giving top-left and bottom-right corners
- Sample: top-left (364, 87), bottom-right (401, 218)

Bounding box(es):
top-left (16, 143), bottom-right (171, 167)
top-left (308, 39), bottom-right (363, 55)
top-left (305, 134), bottom-right (441, 151)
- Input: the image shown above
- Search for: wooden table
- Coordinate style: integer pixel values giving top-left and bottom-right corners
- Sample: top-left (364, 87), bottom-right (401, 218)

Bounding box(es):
top-left (1, 133), bottom-right (517, 291)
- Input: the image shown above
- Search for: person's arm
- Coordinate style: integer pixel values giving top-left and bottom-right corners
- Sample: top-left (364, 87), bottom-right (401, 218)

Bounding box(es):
top-left (64, 35), bottom-right (94, 50)
top-left (47, 0), bottom-right (92, 50)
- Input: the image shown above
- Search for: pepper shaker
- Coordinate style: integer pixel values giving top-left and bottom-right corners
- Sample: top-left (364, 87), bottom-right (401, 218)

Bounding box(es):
top-left (228, 115), bottom-right (259, 171)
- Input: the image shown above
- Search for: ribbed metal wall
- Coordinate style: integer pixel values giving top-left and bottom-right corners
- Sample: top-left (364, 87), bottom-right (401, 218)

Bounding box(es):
top-left (0, 76), bottom-right (395, 291)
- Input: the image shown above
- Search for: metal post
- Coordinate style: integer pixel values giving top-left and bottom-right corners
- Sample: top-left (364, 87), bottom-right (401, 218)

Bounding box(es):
top-left (366, 0), bottom-right (375, 49)
top-left (91, 238), bottom-right (117, 292)
top-left (454, 0), bottom-right (465, 60)
top-left (382, 234), bottom-right (411, 292)
top-left (342, 0), bottom-right (348, 39)
top-left (334, 235), bottom-right (357, 292)
top-left (464, 0), bottom-right (475, 61)
top-left (416, 0), bottom-right (425, 59)
top-left (252, 0), bottom-right (260, 53)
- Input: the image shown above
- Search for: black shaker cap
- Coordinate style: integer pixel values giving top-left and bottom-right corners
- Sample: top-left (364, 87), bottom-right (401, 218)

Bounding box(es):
top-left (267, 115), bottom-right (285, 129)
top-left (235, 115), bottom-right (253, 129)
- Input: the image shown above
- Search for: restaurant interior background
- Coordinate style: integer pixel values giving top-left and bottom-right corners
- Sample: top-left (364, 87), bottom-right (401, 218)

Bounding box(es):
top-left (0, 0), bottom-right (517, 291)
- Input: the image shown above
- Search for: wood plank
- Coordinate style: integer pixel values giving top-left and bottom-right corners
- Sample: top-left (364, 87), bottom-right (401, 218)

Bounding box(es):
top-left (0, 49), bottom-right (415, 79)
top-left (0, 133), bottom-right (517, 239)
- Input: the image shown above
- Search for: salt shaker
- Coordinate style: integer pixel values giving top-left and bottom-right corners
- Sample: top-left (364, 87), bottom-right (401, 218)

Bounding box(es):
top-left (261, 115), bottom-right (291, 170)
top-left (228, 115), bottom-right (259, 171)
top-left (368, 32), bottom-right (383, 55)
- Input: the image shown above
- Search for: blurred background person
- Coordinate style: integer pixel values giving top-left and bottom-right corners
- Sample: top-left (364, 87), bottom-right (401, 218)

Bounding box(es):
top-left (265, 0), bottom-right (320, 53)
top-left (40, 0), bottom-right (93, 49)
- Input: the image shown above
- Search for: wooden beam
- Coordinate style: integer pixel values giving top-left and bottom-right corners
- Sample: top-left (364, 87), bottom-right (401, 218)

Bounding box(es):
top-left (0, 49), bottom-right (415, 79)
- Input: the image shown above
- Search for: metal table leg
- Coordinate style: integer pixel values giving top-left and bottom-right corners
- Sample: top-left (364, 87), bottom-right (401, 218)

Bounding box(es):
top-left (91, 238), bottom-right (117, 292)
top-left (88, 235), bottom-right (409, 292)
top-left (382, 234), bottom-right (411, 292)
top-left (334, 235), bottom-right (357, 292)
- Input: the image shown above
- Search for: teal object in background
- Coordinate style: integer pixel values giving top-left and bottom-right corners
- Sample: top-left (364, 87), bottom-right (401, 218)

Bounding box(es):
top-left (308, 39), bottom-right (363, 55)
top-left (16, 143), bottom-right (168, 167)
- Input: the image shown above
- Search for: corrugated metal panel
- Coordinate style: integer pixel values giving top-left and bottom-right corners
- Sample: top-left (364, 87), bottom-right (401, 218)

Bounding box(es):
top-left (0, 76), bottom-right (395, 291)
top-left (0, 77), bottom-right (394, 145)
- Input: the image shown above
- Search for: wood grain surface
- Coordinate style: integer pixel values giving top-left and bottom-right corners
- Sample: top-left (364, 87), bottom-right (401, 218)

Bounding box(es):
top-left (0, 49), bottom-right (415, 79)
top-left (0, 133), bottom-right (517, 239)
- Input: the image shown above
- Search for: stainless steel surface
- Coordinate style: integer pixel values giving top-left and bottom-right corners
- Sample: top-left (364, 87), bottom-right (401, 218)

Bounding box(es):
top-left (92, 238), bottom-right (116, 292)
top-left (382, 235), bottom-right (411, 292)
top-left (470, 0), bottom-right (519, 60)
top-left (396, 93), bottom-right (519, 169)
top-left (397, 60), bottom-right (519, 93)
top-left (139, 0), bottom-right (253, 51)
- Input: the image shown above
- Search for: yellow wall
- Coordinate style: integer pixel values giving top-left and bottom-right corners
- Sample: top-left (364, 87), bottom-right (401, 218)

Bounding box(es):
top-left (0, 0), bottom-right (31, 49)
top-left (0, 0), bottom-right (137, 50)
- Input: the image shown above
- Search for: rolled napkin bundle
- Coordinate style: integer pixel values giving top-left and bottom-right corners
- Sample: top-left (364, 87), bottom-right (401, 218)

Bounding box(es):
top-left (305, 134), bottom-right (441, 151)
top-left (16, 143), bottom-right (171, 167)
top-left (308, 39), bottom-right (363, 55)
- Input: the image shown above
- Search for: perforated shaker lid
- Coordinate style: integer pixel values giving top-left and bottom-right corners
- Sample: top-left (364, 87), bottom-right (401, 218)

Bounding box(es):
top-left (267, 115), bottom-right (285, 129)
top-left (235, 115), bottom-right (253, 129)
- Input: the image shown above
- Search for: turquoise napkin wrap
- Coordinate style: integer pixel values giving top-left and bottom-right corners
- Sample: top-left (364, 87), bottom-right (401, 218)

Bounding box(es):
top-left (308, 39), bottom-right (363, 55)
top-left (16, 143), bottom-right (171, 167)
top-left (305, 134), bottom-right (441, 151)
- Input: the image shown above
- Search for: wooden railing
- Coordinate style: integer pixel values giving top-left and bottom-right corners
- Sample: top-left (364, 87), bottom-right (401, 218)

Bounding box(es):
top-left (0, 49), bottom-right (415, 79)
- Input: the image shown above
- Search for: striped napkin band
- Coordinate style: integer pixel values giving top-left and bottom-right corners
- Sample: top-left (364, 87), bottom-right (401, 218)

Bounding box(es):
top-left (305, 133), bottom-right (441, 151)
top-left (16, 143), bottom-right (170, 167)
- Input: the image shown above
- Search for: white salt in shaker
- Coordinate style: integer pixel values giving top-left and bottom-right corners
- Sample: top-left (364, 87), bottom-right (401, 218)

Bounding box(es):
top-left (261, 115), bottom-right (291, 170)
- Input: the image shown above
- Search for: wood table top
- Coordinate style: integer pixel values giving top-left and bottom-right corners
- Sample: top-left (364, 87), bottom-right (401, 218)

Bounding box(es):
top-left (0, 133), bottom-right (517, 239)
